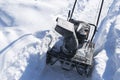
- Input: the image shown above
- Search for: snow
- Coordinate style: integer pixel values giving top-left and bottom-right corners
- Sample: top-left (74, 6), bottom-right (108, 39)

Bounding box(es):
top-left (0, 0), bottom-right (120, 80)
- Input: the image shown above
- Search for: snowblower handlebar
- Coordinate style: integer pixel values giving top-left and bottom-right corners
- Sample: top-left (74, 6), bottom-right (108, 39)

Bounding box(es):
top-left (66, 0), bottom-right (104, 41)
top-left (67, 0), bottom-right (77, 21)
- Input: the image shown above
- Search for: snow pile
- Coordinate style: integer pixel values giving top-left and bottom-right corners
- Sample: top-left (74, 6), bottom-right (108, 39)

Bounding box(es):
top-left (0, 28), bottom-right (58, 80)
top-left (0, 28), bottom-right (41, 80)
top-left (93, 0), bottom-right (120, 80)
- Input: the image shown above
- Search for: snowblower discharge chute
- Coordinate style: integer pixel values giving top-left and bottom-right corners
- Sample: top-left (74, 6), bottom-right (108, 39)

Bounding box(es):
top-left (46, 0), bottom-right (104, 76)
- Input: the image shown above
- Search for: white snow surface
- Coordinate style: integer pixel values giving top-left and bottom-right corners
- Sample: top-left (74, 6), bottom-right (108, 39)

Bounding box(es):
top-left (0, 0), bottom-right (120, 80)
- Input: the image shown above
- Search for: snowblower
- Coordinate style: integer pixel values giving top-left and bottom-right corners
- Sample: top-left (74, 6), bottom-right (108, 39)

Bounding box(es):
top-left (46, 0), bottom-right (104, 76)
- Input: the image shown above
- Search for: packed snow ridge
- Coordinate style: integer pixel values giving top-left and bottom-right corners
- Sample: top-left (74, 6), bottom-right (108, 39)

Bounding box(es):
top-left (0, 0), bottom-right (120, 80)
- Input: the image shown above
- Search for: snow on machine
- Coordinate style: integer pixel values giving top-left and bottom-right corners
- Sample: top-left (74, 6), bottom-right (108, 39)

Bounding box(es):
top-left (46, 0), bottom-right (104, 76)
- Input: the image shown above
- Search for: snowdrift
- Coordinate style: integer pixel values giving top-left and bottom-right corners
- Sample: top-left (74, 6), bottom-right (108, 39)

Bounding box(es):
top-left (0, 28), bottom-right (58, 80)
top-left (93, 0), bottom-right (120, 80)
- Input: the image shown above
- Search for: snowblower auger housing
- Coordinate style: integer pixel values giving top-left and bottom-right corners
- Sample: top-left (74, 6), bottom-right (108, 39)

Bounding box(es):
top-left (46, 0), bottom-right (104, 76)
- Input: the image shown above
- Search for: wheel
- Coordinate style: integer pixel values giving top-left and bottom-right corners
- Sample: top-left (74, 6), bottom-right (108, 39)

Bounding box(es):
top-left (46, 53), bottom-right (51, 64)
top-left (76, 64), bottom-right (86, 76)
